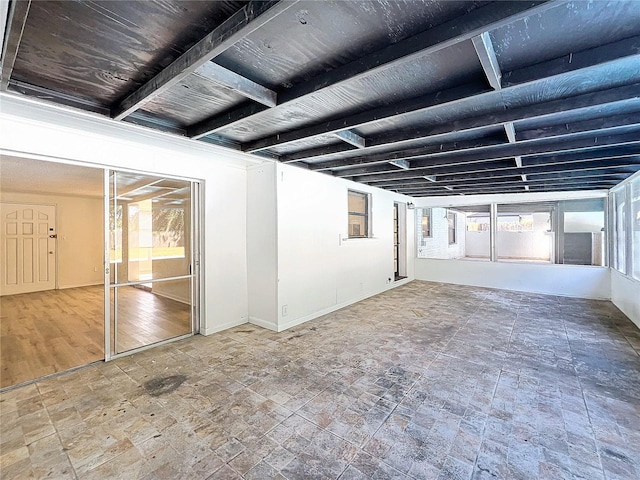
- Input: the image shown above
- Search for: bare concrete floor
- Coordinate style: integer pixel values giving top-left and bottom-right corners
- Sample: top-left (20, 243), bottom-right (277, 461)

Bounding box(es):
top-left (1, 281), bottom-right (639, 479)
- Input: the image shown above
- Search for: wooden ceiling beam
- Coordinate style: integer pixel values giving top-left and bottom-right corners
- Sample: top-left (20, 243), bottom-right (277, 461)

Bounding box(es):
top-left (0, 0), bottom-right (31, 90)
top-left (243, 36), bottom-right (638, 154)
top-left (353, 157), bottom-right (640, 184)
top-left (472, 31), bottom-right (502, 90)
top-left (329, 129), bottom-right (640, 176)
top-left (190, 1), bottom-right (559, 141)
top-left (194, 62), bottom-right (277, 107)
top-left (111, 0), bottom-right (298, 120)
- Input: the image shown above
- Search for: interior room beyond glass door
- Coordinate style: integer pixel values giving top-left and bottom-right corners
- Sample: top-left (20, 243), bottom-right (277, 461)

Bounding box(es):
top-left (106, 170), bottom-right (195, 357)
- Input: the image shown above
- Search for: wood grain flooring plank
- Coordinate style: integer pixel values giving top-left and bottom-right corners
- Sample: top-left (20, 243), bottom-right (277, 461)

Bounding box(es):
top-left (1, 285), bottom-right (192, 388)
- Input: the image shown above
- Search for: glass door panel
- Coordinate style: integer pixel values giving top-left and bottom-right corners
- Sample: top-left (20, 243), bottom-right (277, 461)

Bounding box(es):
top-left (107, 170), bottom-right (194, 357)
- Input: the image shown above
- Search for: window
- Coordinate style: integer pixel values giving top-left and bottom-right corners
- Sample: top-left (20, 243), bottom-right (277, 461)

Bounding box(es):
top-left (417, 198), bottom-right (606, 266)
top-left (463, 206), bottom-right (491, 261)
top-left (497, 203), bottom-right (552, 263)
top-left (152, 207), bottom-right (186, 259)
top-left (109, 204), bottom-right (123, 263)
top-left (419, 208), bottom-right (431, 238)
top-left (632, 177), bottom-right (640, 280)
top-left (348, 190), bottom-right (370, 238)
top-left (447, 211), bottom-right (457, 244)
top-left (417, 207), bottom-right (463, 258)
top-left (614, 189), bottom-right (626, 274)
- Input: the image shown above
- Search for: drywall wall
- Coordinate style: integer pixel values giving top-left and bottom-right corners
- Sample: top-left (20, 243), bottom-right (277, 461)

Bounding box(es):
top-left (1, 94), bottom-right (250, 335)
top-left (415, 258), bottom-right (611, 300)
top-left (611, 270), bottom-right (640, 329)
top-left (275, 162), bottom-right (415, 331)
top-left (247, 163), bottom-right (278, 330)
top-left (0, 191), bottom-right (103, 289)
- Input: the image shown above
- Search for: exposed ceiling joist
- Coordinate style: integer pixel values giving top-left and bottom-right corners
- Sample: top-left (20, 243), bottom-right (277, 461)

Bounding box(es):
top-left (6, 0), bottom-right (639, 195)
top-left (313, 135), bottom-right (506, 172)
top-left (355, 157), bottom-right (640, 184)
top-left (388, 160), bottom-right (410, 170)
top-left (406, 130), bottom-right (640, 169)
top-left (331, 130), bottom-right (640, 177)
top-left (331, 130), bottom-right (367, 149)
top-left (397, 182), bottom-right (620, 198)
top-left (243, 39), bottom-right (639, 154)
top-left (378, 172), bottom-right (631, 191)
top-left (472, 31), bottom-right (502, 90)
top-left (281, 83), bottom-right (640, 164)
top-left (502, 34), bottom-right (640, 87)
top-left (111, 0), bottom-right (298, 120)
top-left (396, 176), bottom-right (625, 193)
top-left (0, 0), bottom-right (31, 91)
top-left (193, 1), bottom-right (561, 144)
top-left (194, 61), bottom-right (277, 107)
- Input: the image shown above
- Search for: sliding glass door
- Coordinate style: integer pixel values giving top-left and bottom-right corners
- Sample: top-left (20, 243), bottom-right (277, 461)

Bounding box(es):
top-left (105, 170), bottom-right (198, 358)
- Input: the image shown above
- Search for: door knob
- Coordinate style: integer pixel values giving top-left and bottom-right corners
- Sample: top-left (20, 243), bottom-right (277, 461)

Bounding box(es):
top-left (49, 251), bottom-right (54, 254)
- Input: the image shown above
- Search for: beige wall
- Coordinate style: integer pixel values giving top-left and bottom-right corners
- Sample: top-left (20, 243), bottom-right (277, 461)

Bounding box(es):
top-left (0, 191), bottom-right (103, 289)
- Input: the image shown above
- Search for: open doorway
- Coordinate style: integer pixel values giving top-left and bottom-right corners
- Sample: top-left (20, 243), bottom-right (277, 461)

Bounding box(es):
top-left (106, 170), bottom-right (196, 358)
top-left (0, 157), bottom-right (105, 388)
top-left (0, 157), bottom-right (201, 388)
top-left (393, 202), bottom-right (407, 281)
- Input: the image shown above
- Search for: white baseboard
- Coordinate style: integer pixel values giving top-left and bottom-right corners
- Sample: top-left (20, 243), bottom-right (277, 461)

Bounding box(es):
top-left (201, 317), bottom-right (248, 336)
top-left (249, 316), bottom-right (278, 332)
top-left (151, 290), bottom-right (191, 305)
top-left (278, 277), bottom-right (412, 332)
top-left (59, 281), bottom-right (103, 289)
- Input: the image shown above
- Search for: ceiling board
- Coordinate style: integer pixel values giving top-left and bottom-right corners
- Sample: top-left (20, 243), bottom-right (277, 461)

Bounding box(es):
top-left (3, 0), bottom-right (639, 195)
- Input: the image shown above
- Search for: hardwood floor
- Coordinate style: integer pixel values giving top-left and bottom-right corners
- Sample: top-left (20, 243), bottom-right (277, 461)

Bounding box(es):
top-left (0, 285), bottom-right (191, 388)
top-left (112, 285), bottom-right (192, 353)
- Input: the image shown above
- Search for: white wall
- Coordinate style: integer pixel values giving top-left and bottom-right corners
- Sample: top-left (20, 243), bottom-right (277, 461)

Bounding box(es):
top-left (465, 231), bottom-right (490, 258)
top-left (274, 162), bottom-right (415, 331)
top-left (415, 259), bottom-right (611, 300)
top-left (0, 94), bottom-right (250, 335)
top-left (247, 163), bottom-right (278, 330)
top-left (611, 270), bottom-right (640, 329)
top-left (0, 191), bottom-right (103, 288)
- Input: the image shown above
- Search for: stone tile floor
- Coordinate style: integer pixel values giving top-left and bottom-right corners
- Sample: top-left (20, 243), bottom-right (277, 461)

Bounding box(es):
top-left (1, 280), bottom-right (639, 479)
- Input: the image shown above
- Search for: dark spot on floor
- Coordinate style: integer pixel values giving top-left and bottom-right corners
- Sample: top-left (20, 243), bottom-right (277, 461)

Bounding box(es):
top-left (602, 447), bottom-right (630, 462)
top-left (143, 375), bottom-right (187, 397)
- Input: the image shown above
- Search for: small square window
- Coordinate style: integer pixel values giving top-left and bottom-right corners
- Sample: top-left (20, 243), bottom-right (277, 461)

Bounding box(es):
top-left (348, 190), bottom-right (370, 238)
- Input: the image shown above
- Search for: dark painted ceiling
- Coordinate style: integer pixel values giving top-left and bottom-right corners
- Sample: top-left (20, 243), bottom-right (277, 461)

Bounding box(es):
top-left (2, 0), bottom-right (639, 196)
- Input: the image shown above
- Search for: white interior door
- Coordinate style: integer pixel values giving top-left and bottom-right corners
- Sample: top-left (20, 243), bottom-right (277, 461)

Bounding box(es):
top-left (0, 203), bottom-right (56, 295)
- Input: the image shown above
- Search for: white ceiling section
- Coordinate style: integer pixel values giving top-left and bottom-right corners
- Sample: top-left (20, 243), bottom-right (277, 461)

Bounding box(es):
top-left (0, 155), bottom-right (104, 198)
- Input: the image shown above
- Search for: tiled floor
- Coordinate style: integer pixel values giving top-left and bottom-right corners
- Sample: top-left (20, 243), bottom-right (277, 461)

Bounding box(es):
top-left (1, 281), bottom-right (639, 479)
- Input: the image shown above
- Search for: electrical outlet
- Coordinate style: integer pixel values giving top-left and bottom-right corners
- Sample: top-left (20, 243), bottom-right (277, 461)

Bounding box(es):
top-left (94, 266), bottom-right (98, 272)
top-left (282, 305), bottom-right (288, 317)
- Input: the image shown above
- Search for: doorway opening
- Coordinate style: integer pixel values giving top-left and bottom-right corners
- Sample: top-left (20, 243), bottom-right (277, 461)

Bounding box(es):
top-left (106, 170), bottom-right (199, 358)
top-left (0, 157), bottom-right (201, 389)
top-left (394, 202), bottom-right (407, 281)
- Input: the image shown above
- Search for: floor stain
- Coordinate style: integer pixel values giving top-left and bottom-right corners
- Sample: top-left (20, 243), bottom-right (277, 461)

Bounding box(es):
top-left (143, 374), bottom-right (187, 397)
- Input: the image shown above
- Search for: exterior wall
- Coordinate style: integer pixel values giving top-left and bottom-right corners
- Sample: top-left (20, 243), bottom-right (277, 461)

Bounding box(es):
top-left (417, 207), bottom-right (466, 259)
top-left (415, 259), bottom-right (611, 300)
top-left (611, 270), bottom-right (640, 329)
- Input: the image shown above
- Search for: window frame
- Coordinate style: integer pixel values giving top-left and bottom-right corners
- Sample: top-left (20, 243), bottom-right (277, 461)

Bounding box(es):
top-left (420, 208), bottom-right (432, 238)
top-left (347, 189), bottom-right (371, 238)
top-left (447, 210), bottom-right (457, 245)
